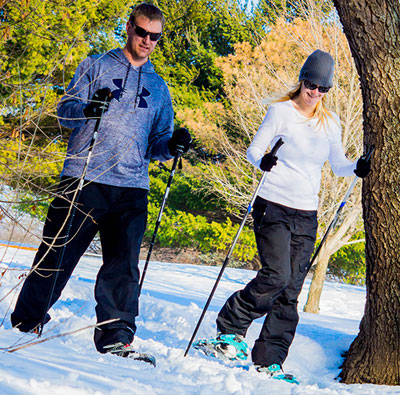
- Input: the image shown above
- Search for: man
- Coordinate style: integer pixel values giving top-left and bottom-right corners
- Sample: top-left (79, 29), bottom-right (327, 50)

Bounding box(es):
top-left (11, 3), bottom-right (191, 355)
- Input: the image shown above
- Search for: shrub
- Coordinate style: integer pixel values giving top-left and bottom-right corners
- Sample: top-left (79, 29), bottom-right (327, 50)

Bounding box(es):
top-left (145, 202), bottom-right (257, 263)
top-left (327, 236), bottom-right (366, 285)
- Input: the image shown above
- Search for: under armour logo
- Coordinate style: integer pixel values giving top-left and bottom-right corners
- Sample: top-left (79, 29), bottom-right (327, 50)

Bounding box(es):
top-left (112, 79), bottom-right (124, 101)
top-left (137, 87), bottom-right (150, 108)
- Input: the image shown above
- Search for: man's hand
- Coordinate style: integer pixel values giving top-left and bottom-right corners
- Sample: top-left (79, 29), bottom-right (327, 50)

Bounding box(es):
top-left (83, 88), bottom-right (111, 119)
top-left (168, 128), bottom-right (192, 155)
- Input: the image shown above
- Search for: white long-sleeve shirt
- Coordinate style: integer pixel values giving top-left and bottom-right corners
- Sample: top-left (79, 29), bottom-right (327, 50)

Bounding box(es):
top-left (247, 100), bottom-right (356, 210)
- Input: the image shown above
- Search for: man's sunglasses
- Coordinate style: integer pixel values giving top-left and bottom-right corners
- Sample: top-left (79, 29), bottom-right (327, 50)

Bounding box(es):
top-left (303, 80), bottom-right (330, 93)
top-left (130, 22), bottom-right (162, 42)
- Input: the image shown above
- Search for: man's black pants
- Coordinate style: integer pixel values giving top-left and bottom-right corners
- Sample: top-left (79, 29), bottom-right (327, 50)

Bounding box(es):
top-left (11, 177), bottom-right (148, 352)
top-left (217, 197), bottom-right (317, 366)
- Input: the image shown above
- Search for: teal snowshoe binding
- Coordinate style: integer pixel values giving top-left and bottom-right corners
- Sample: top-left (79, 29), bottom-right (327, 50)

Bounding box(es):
top-left (193, 333), bottom-right (249, 361)
top-left (256, 364), bottom-right (299, 385)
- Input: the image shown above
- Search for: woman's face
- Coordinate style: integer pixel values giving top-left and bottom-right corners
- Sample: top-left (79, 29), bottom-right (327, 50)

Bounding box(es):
top-left (299, 80), bottom-right (330, 108)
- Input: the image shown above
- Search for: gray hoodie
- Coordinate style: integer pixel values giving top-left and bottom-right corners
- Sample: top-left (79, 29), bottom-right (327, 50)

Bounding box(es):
top-left (57, 48), bottom-right (174, 190)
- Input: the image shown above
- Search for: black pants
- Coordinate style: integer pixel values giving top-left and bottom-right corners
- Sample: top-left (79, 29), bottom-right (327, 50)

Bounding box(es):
top-left (217, 197), bottom-right (317, 366)
top-left (11, 177), bottom-right (148, 352)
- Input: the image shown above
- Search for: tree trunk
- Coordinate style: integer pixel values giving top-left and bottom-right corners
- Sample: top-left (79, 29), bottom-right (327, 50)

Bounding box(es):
top-left (333, 0), bottom-right (400, 385)
top-left (303, 244), bottom-right (331, 314)
top-left (304, 207), bottom-right (361, 314)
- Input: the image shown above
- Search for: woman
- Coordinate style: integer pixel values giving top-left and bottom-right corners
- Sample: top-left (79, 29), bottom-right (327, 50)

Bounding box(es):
top-left (194, 50), bottom-right (370, 383)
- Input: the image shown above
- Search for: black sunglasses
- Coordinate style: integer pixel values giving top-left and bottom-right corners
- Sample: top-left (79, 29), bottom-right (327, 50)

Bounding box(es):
top-left (303, 80), bottom-right (330, 93)
top-left (130, 22), bottom-right (162, 41)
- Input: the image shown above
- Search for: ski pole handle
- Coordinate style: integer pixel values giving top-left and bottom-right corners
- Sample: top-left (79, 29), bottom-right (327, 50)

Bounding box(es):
top-left (92, 91), bottom-right (113, 134)
top-left (270, 137), bottom-right (284, 157)
top-left (247, 137), bottom-right (284, 212)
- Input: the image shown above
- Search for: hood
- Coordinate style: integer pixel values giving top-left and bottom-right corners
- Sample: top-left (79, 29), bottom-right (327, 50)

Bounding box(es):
top-left (107, 47), bottom-right (155, 73)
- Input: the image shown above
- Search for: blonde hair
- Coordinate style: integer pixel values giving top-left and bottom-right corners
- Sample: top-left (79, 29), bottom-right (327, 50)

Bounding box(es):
top-left (273, 82), bottom-right (335, 128)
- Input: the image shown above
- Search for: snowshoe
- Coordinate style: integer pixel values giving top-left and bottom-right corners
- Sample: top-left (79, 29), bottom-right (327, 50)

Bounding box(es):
top-left (103, 342), bottom-right (156, 367)
top-left (193, 333), bottom-right (249, 361)
top-left (256, 364), bottom-right (299, 385)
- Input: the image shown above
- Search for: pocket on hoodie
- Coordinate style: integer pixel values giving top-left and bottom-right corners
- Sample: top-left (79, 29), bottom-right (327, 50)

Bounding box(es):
top-left (117, 140), bottom-right (145, 173)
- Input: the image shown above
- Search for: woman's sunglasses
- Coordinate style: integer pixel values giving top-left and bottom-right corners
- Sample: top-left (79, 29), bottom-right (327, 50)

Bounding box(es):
top-left (130, 22), bottom-right (162, 42)
top-left (303, 80), bottom-right (330, 93)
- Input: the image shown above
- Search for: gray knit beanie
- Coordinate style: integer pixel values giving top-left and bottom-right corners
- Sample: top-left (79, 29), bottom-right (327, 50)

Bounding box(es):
top-left (299, 50), bottom-right (334, 88)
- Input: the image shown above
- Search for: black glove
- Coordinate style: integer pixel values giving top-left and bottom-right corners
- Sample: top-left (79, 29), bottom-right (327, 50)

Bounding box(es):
top-left (260, 152), bottom-right (278, 172)
top-left (168, 128), bottom-right (192, 155)
top-left (83, 88), bottom-right (111, 119)
top-left (354, 157), bottom-right (371, 178)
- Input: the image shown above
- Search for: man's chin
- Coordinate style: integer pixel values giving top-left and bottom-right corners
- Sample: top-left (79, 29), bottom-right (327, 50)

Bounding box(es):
top-left (137, 51), bottom-right (150, 60)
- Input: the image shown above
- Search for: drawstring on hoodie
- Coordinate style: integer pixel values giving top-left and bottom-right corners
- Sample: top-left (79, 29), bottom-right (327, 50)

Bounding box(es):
top-left (119, 64), bottom-right (131, 100)
top-left (106, 50), bottom-right (143, 108)
top-left (134, 66), bottom-right (142, 109)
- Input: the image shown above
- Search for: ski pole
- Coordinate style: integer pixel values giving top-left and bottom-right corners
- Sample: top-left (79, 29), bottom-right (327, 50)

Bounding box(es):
top-left (139, 149), bottom-right (182, 294)
top-left (184, 137), bottom-right (284, 357)
top-left (38, 93), bottom-right (112, 337)
top-left (309, 145), bottom-right (375, 267)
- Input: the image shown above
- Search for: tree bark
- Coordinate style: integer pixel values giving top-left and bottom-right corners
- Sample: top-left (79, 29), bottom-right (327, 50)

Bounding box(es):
top-left (333, 0), bottom-right (400, 385)
top-left (304, 244), bottom-right (332, 314)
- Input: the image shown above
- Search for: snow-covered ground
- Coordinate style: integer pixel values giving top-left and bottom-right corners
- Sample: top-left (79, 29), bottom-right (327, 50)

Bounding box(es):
top-left (0, 245), bottom-right (398, 394)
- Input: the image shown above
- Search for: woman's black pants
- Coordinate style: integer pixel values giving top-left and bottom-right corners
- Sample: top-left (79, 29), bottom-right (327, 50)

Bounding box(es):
top-left (217, 197), bottom-right (317, 366)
